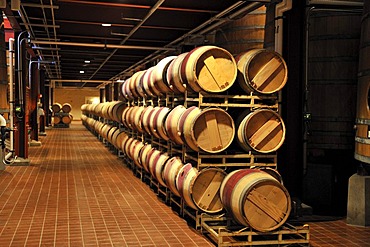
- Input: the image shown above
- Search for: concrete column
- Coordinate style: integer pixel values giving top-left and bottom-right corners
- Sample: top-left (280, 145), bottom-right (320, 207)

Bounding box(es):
top-left (347, 174), bottom-right (370, 226)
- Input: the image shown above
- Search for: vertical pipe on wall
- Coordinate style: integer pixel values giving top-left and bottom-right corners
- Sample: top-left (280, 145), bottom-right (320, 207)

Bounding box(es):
top-left (14, 31), bottom-right (29, 160)
top-left (3, 38), bottom-right (15, 164)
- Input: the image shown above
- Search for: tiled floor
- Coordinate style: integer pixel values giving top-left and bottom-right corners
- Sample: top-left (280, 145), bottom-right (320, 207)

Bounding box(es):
top-left (0, 122), bottom-right (369, 247)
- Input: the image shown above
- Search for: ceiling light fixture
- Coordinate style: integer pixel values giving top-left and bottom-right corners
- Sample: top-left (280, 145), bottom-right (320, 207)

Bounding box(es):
top-left (84, 60), bottom-right (91, 63)
top-left (102, 23), bottom-right (111, 27)
top-left (80, 70), bottom-right (85, 74)
top-left (121, 17), bottom-right (142, 22)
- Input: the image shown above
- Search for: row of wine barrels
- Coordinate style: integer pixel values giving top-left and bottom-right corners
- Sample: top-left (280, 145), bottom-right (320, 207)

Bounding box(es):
top-left (80, 116), bottom-right (129, 150)
top-left (82, 102), bottom-right (285, 154)
top-left (119, 47), bottom-right (287, 100)
top-left (120, 105), bottom-right (235, 153)
top-left (52, 102), bottom-right (72, 113)
top-left (53, 113), bottom-right (73, 125)
top-left (81, 112), bottom-right (291, 232)
top-left (81, 101), bottom-right (126, 123)
top-left (120, 45), bottom-right (237, 100)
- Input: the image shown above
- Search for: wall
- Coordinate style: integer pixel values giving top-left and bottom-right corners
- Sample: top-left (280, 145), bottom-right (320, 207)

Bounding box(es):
top-left (54, 88), bottom-right (99, 120)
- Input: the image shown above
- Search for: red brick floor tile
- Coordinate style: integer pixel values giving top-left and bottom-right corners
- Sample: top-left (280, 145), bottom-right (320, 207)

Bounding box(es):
top-left (0, 123), bottom-right (369, 246)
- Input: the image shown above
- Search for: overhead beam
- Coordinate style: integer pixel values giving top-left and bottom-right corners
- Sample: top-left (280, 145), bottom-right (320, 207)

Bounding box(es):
top-left (21, 23), bottom-right (60, 28)
top-left (22, 3), bottom-right (59, 9)
top-left (57, 19), bottom-right (189, 31)
top-left (30, 40), bottom-right (176, 51)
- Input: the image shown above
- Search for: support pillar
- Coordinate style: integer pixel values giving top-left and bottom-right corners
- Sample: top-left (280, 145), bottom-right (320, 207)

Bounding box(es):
top-left (347, 174), bottom-right (370, 226)
top-left (100, 88), bottom-right (105, 103)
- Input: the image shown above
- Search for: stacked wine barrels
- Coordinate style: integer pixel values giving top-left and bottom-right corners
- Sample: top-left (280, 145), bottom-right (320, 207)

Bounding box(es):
top-left (81, 45), bottom-right (291, 233)
top-left (52, 102), bottom-right (73, 127)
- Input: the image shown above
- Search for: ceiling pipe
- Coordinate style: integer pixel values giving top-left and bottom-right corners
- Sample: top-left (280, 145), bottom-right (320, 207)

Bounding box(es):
top-left (18, 5), bottom-right (54, 78)
top-left (50, 0), bottom-right (62, 79)
top-left (50, 79), bottom-right (111, 89)
top-left (30, 40), bottom-right (176, 51)
top-left (58, 0), bottom-right (218, 14)
top-left (87, 0), bottom-right (166, 83)
top-left (51, 79), bottom-right (111, 83)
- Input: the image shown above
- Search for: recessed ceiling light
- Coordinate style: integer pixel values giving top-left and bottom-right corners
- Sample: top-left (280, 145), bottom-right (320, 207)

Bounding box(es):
top-left (102, 23), bottom-right (111, 27)
top-left (80, 70), bottom-right (85, 74)
top-left (84, 60), bottom-right (90, 63)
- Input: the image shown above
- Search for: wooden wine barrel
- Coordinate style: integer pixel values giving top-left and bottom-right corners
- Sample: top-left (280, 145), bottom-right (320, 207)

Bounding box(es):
top-left (162, 156), bottom-right (183, 197)
top-left (236, 49), bottom-right (288, 94)
top-left (141, 106), bottom-right (154, 135)
top-left (111, 130), bottom-right (123, 149)
top-left (101, 102), bottom-right (112, 120)
top-left (153, 106), bottom-right (171, 140)
top-left (111, 102), bottom-right (126, 123)
top-left (166, 53), bottom-right (188, 93)
top-left (191, 168), bottom-right (227, 214)
top-left (54, 115), bottom-right (62, 124)
top-left (237, 109), bottom-right (285, 153)
top-left (148, 107), bottom-right (162, 138)
top-left (121, 106), bottom-right (131, 128)
top-left (107, 127), bottom-right (119, 144)
top-left (120, 78), bottom-right (130, 100)
top-left (155, 153), bottom-right (170, 187)
top-left (51, 103), bottom-right (62, 113)
top-left (152, 56), bottom-right (177, 94)
top-left (93, 121), bottom-right (103, 133)
top-left (115, 131), bottom-right (129, 150)
top-left (148, 148), bottom-right (162, 179)
top-left (184, 108), bottom-right (234, 153)
top-left (135, 70), bottom-right (146, 98)
top-left (126, 106), bottom-right (138, 130)
top-left (124, 107), bottom-right (136, 130)
top-left (355, 2), bottom-right (370, 164)
top-left (220, 169), bottom-right (291, 232)
top-left (100, 124), bottom-right (110, 139)
top-left (142, 67), bottom-right (157, 97)
top-left (123, 137), bottom-right (135, 157)
top-left (128, 139), bottom-right (144, 168)
top-left (179, 106), bottom-right (202, 150)
top-left (132, 106), bottom-right (145, 133)
top-left (129, 71), bottom-right (142, 99)
top-left (214, 7), bottom-right (266, 55)
top-left (61, 103), bottom-right (72, 113)
top-left (61, 114), bottom-right (73, 124)
top-left (131, 140), bottom-right (145, 168)
top-left (139, 144), bottom-right (153, 173)
top-left (181, 45), bottom-right (237, 93)
top-left (129, 139), bottom-right (141, 161)
top-left (94, 103), bottom-right (105, 117)
top-left (176, 163), bottom-right (198, 210)
top-left (107, 101), bottom-right (120, 121)
top-left (165, 105), bottom-right (187, 145)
